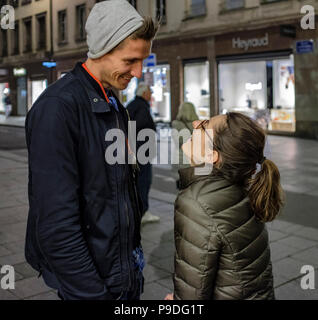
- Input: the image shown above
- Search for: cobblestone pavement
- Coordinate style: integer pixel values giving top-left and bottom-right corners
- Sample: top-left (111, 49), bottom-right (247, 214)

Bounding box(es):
top-left (0, 134), bottom-right (318, 300)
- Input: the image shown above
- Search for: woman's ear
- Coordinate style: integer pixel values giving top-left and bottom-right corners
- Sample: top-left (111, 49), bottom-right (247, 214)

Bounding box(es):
top-left (206, 149), bottom-right (219, 165)
top-left (212, 150), bottom-right (219, 164)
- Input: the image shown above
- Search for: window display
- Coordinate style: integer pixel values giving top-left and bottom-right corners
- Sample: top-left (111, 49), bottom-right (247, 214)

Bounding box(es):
top-left (218, 55), bottom-right (295, 132)
top-left (31, 79), bottom-right (48, 105)
top-left (270, 58), bottom-right (295, 132)
top-left (184, 61), bottom-right (210, 119)
top-left (121, 64), bottom-right (171, 122)
top-left (0, 83), bottom-right (9, 113)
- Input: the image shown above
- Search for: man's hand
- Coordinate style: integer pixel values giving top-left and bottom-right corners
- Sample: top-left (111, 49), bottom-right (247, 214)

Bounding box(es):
top-left (164, 293), bottom-right (174, 300)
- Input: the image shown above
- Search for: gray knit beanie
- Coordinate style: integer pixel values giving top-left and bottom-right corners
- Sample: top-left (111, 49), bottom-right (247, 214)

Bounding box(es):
top-left (86, 0), bottom-right (144, 59)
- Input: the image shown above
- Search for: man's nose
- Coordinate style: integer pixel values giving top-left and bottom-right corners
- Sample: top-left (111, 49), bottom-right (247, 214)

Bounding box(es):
top-left (131, 61), bottom-right (143, 79)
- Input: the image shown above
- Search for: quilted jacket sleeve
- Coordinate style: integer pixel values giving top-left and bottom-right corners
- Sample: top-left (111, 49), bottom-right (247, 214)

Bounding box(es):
top-left (173, 193), bottom-right (222, 300)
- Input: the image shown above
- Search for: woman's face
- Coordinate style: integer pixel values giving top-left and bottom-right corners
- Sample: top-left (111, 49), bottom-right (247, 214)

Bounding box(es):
top-left (181, 115), bottom-right (224, 166)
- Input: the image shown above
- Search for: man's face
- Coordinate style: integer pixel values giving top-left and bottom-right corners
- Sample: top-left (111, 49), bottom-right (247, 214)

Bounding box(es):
top-left (143, 87), bottom-right (152, 102)
top-left (99, 38), bottom-right (152, 90)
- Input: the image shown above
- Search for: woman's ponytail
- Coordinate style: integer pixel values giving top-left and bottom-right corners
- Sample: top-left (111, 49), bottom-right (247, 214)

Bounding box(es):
top-left (248, 159), bottom-right (285, 222)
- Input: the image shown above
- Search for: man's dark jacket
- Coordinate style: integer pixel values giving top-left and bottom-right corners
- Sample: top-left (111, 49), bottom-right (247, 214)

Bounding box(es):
top-left (25, 62), bottom-right (143, 300)
top-left (126, 96), bottom-right (156, 153)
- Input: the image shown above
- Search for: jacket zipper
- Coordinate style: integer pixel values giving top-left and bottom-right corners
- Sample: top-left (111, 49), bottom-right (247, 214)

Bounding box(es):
top-left (114, 110), bottom-right (132, 290)
top-left (125, 109), bottom-right (142, 220)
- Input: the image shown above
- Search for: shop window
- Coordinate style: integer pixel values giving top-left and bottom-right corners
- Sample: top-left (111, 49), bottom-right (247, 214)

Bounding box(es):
top-left (58, 10), bottom-right (67, 44)
top-left (156, 0), bottom-right (166, 24)
top-left (76, 4), bottom-right (86, 42)
top-left (36, 13), bottom-right (46, 50)
top-left (31, 79), bottom-right (48, 105)
top-left (23, 17), bottom-right (32, 53)
top-left (148, 65), bottom-right (171, 122)
top-left (122, 64), bottom-right (171, 122)
top-left (1, 29), bottom-right (8, 57)
top-left (184, 60), bottom-right (210, 120)
top-left (218, 55), bottom-right (295, 132)
top-left (0, 83), bottom-right (10, 114)
top-left (11, 20), bottom-right (19, 55)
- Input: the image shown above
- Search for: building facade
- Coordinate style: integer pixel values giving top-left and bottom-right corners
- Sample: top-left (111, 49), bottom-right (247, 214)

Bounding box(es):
top-left (1, 0), bottom-right (318, 138)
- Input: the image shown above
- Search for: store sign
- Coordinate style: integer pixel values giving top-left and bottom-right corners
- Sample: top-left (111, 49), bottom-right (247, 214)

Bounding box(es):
top-left (245, 82), bottom-right (263, 91)
top-left (42, 61), bottom-right (56, 68)
top-left (232, 33), bottom-right (269, 51)
top-left (296, 40), bottom-right (314, 54)
top-left (143, 53), bottom-right (157, 67)
top-left (13, 68), bottom-right (26, 77)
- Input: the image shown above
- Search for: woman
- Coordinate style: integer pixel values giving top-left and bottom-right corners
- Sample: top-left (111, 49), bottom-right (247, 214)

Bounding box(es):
top-left (166, 112), bottom-right (284, 300)
top-left (171, 102), bottom-right (199, 188)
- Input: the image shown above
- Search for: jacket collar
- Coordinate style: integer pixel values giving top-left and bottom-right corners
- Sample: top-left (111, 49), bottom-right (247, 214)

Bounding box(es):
top-left (178, 165), bottom-right (227, 190)
top-left (135, 96), bottom-right (150, 107)
top-left (71, 62), bottom-right (111, 113)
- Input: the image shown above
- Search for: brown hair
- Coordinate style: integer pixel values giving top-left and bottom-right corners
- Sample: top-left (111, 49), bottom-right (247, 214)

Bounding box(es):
top-left (129, 16), bottom-right (159, 41)
top-left (212, 112), bottom-right (284, 222)
top-left (113, 16), bottom-right (159, 52)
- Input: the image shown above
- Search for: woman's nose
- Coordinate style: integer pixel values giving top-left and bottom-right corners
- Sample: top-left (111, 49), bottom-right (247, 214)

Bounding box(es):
top-left (192, 120), bottom-right (201, 129)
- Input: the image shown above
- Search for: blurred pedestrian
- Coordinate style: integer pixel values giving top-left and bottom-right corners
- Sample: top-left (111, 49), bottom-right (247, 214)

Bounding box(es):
top-left (25, 0), bottom-right (158, 300)
top-left (171, 102), bottom-right (199, 188)
top-left (3, 88), bottom-right (12, 119)
top-left (166, 112), bottom-right (284, 300)
top-left (127, 82), bottom-right (160, 224)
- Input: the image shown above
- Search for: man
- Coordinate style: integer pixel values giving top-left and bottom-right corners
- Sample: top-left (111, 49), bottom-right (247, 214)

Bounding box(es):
top-left (25, 0), bottom-right (158, 300)
top-left (127, 83), bottom-right (160, 224)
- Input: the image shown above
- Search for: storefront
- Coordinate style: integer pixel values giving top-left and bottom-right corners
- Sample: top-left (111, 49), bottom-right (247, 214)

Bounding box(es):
top-left (0, 82), bottom-right (10, 114)
top-left (215, 26), bottom-right (297, 133)
top-left (31, 78), bottom-right (48, 106)
top-left (218, 53), bottom-right (295, 132)
top-left (10, 62), bottom-right (50, 115)
top-left (0, 68), bottom-right (10, 114)
top-left (121, 64), bottom-right (172, 122)
top-left (184, 59), bottom-right (210, 119)
top-left (13, 67), bottom-right (28, 116)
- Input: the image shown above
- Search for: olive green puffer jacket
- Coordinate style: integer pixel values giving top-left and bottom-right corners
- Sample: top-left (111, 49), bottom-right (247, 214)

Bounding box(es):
top-left (173, 166), bottom-right (275, 300)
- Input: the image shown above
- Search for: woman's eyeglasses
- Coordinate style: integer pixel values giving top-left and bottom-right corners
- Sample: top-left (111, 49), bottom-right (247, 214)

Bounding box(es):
top-left (194, 120), bottom-right (214, 147)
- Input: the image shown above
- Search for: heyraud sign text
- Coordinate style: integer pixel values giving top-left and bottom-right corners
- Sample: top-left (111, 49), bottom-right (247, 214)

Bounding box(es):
top-left (232, 33), bottom-right (269, 51)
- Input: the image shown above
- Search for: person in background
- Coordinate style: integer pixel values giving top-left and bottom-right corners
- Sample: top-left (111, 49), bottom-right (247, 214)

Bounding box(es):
top-left (171, 102), bottom-right (199, 189)
top-left (166, 112), bottom-right (284, 300)
top-left (3, 88), bottom-right (12, 119)
top-left (127, 82), bottom-right (160, 224)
